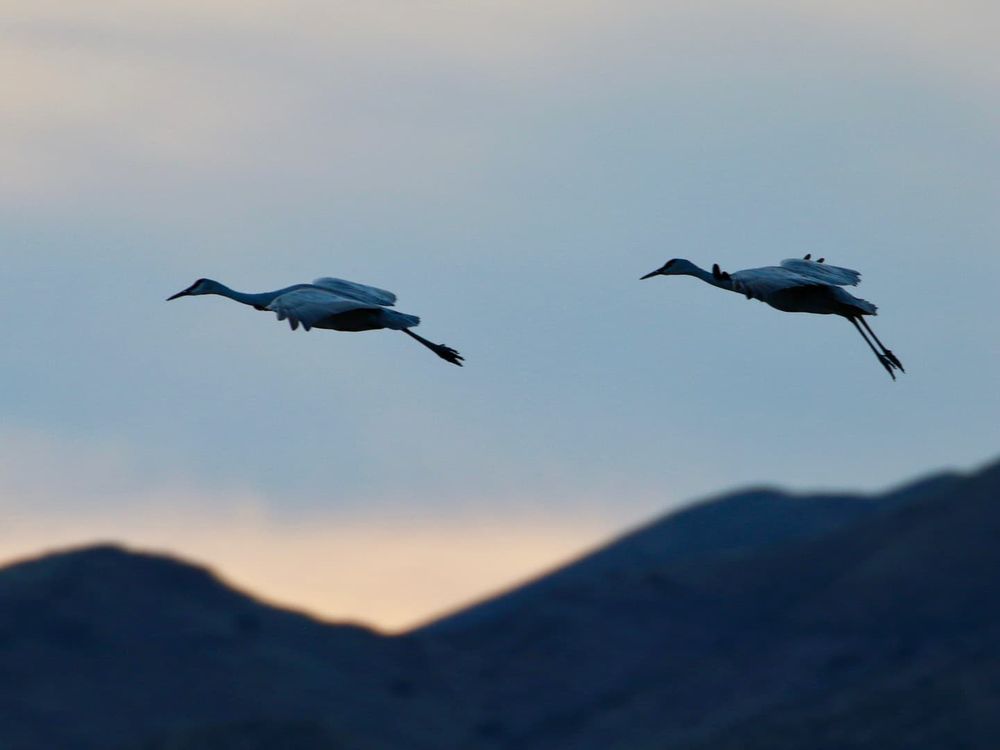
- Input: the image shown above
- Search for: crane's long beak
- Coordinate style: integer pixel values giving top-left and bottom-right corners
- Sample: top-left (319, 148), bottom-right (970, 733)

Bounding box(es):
top-left (166, 289), bottom-right (189, 301)
top-left (640, 269), bottom-right (661, 280)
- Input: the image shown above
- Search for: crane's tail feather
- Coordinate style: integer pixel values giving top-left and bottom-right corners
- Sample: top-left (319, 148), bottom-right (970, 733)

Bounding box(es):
top-left (381, 311), bottom-right (421, 330)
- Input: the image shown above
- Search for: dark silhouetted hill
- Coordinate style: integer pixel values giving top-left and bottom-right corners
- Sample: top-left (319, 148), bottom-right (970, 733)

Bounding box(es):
top-left (1, 461), bottom-right (998, 749)
top-left (422, 471), bottom-right (960, 635)
top-left (417, 462), bottom-right (999, 749)
top-left (0, 545), bottom-right (464, 750)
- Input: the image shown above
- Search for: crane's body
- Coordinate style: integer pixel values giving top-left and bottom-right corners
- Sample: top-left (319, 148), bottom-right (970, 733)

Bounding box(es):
top-left (167, 277), bottom-right (463, 366)
top-left (640, 257), bottom-right (903, 379)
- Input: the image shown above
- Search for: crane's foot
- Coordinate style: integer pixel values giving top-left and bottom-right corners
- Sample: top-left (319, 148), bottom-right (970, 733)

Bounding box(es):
top-left (878, 354), bottom-right (897, 381)
top-left (884, 349), bottom-right (904, 373)
top-left (433, 344), bottom-right (464, 366)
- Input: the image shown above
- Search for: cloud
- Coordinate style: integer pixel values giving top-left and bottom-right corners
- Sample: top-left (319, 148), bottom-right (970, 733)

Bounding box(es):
top-left (0, 427), bottom-right (263, 511)
top-left (780, 0), bottom-right (999, 91)
top-left (2, 0), bottom-right (995, 214)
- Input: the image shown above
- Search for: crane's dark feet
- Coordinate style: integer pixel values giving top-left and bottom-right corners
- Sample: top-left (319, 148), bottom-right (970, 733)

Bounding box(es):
top-left (434, 344), bottom-right (464, 366)
top-left (878, 354), bottom-right (897, 380)
top-left (884, 350), bottom-right (904, 372)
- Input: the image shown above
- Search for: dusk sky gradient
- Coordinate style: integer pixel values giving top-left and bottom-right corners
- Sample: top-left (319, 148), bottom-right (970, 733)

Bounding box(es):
top-left (2, 1), bottom-right (998, 630)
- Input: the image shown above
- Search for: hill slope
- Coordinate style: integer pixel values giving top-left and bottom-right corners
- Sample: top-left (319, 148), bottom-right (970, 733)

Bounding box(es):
top-left (417, 463), bottom-right (999, 749)
top-left (0, 545), bottom-right (463, 750)
top-left (0, 462), bottom-right (996, 749)
top-left (423, 471), bottom-right (958, 635)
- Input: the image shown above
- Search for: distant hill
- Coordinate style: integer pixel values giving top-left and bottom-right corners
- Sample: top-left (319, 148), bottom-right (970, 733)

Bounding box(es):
top-left (422, 471), bottom-right (960, 635)
top-left (0, 461), bottom-right (997, 749)
top-left (0, 545), bottom-right (462, 750)
top-left (416, 462), bottom-right (999, 749)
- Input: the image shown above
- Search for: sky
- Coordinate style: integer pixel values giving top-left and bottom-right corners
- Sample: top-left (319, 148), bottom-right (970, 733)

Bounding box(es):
top-left (2, 1), bottom-right (999, 631)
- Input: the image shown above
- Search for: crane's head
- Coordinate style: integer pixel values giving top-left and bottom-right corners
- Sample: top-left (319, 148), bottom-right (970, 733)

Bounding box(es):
top-left (639, 258), bottom-right (697, 280)
top-left (167, 278), bottom-right (218, 300)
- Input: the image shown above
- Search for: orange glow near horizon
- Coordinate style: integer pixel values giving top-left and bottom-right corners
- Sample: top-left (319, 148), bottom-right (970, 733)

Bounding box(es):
top-left (0, 509), bottom-right (617, 633)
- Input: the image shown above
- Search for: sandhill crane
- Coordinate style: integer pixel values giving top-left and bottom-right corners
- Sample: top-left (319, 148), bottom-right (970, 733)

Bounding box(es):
top-left (167, 277), bottom-right (463, 366)
top-left (640, 256), bottom-right (903, 379)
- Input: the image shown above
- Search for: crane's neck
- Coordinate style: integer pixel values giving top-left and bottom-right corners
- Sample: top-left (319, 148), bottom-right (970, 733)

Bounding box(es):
top-left (205, 281), bottom-right (284, 309)
top-left (685, 263), bottom-right (735, 291)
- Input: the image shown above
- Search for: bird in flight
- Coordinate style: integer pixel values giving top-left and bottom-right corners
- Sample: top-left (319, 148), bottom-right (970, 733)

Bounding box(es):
top-left (167, 276), bottom-right (463, 366)
top-left (640, 255), bottom-right (903, 379)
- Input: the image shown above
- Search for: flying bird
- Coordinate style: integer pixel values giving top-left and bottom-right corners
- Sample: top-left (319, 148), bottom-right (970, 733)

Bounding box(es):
top-left (640, 256), bottom-right (903, 379)
top-left (167, 277), bottom-right (463, 366)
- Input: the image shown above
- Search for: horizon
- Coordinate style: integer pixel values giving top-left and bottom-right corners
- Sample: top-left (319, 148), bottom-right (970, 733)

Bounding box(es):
top-left (1, 455), bottom-right (983, 632)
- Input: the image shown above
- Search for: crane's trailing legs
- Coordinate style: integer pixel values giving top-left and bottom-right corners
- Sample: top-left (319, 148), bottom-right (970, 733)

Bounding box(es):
top-left (403, 329), bottom-right (464, 366)
top-left (858, 317), bottom-right (904, 372)
top-left (849, 318), bottom-right (901, 380)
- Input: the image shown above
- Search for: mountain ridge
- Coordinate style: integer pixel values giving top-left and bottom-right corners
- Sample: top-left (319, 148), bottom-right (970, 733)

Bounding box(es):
top-left (421, 469), bottom-right (961, 635)
top-left (0, 460), bottom-right (996, 749)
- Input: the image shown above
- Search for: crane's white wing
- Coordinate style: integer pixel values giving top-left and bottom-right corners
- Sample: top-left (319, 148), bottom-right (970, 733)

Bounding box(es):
top-left (779, 259), bottom-right (861, 286)
top-left (267, 288), bottom-right (379, 331)
top-left (311, 277), bottom-right (397, 306)
top-left (729, 266), bottom-right (821, 302)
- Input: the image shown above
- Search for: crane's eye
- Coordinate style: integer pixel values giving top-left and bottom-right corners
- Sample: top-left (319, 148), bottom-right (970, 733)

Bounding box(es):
top-left (663, 260), bottom-right (675, 270)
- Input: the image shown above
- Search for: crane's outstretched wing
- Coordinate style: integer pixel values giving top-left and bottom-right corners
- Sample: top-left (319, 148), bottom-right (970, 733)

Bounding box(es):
top-left (729, 267), bottom-right (823, 302)
top-left (779, 259), bottom-right (861, 286)
top-left (268, 288), bottom-right (379, 331)
top-left (311, 277), bottom-right (397, 306)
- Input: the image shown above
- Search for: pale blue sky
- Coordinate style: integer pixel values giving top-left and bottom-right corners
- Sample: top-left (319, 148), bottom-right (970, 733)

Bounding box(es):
top-left (2, 1), bottom-right (998, 628)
